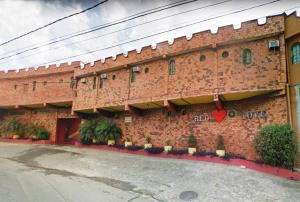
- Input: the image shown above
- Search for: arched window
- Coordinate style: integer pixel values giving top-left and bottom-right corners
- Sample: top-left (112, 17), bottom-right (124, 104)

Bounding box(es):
top-left (242, 49), bottom-right (252, 64)
top-left (169, 60), bottom-right (176, 75)
top-left (292, 43), bottom-right (300, 64)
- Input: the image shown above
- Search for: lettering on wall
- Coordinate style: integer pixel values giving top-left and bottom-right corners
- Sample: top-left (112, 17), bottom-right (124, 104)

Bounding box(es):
top-left (194, 110), bottom-right (268, 122)
top-left (194, 114), bottom-right (212, 122)
top-left (242, 110), bottom-right (267, 119)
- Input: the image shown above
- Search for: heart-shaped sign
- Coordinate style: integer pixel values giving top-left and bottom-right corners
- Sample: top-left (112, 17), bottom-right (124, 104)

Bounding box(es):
top-left (212, 109), bottom-right (227, 123)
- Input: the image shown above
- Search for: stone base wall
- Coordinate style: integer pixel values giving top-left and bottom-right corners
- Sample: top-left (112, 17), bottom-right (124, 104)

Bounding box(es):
top-left (114, 94), bottom-right (288, 160)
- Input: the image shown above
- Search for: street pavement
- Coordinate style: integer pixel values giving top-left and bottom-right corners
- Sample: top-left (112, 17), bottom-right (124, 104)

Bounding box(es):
top-left (0, 142), bottom-right (299, 202)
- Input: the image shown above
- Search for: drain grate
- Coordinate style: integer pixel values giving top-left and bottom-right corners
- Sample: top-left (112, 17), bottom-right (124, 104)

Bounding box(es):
top-left (179, 191), bottom-right (198, 201)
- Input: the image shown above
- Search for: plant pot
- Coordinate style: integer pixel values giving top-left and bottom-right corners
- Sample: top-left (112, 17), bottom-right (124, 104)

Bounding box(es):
top-left (164, 145), bottom-right (172, 153)
top-left (12, 134), bottom-right (20, 140)
top-left (188, 147), bottom-right (197, 155)
top-left (92, 138), bottom-right (97, 144)
top-left (125, 141), bottom-right (132, 147)
top-left (216, 149), bottom-right (225, 157)
top-left (7, 132), bottom-right (17, 139)
top-left (108, 139), bottom-right (115, 146)
top-left (144, 143), bottom-right (152, 149)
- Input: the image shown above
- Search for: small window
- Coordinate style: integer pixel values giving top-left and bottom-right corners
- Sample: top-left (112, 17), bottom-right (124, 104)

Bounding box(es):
top-left (70, 77), bottom-right (75, 88)
top-left (14, 85), bottom-right (17, 90)
top-left (168, 60), bottom-right (176, 75)
top-left (242, 49), bottom-right (252, 64)
top-left (112, 75), bottom-right (116, 80)
top-left (222, 51), bottom-right (229, 59)
top-left (145, 67), bottom-right (149, 74)
top-left (131, 68), bottom-right (137, 82)
top-left (99, 76), bottom-right (104, 88)
top-left (23, 84), bottom-right (29, 93)
top-left (59, 79), bottom-right (63, 84)
top-left (292, 43), bottom-right (300, 64)
top-left (93, 77), bottom-right (96, 89)
top-left (43, 81), bottom-right (47, 86)
top-left (32, 81), bottom-right (36, 91)
top-left (200, 55), bottom-right (206, 62)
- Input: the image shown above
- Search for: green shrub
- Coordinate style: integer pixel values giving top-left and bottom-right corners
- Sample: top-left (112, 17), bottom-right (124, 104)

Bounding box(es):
top-left (35, 128), bottom-right (50, 140)
top-left (79, 119), bottom-right (95, 144)
top-left (216, 135), bottom-right (225, 150)
top-left (94, 121), bottom-right (108, 144)
top-left (188, 135), bottom-right (197, 148)
top-left (0, 118), bottom-right (24, 137)
top-left (255, 124), bottom-right (298, 169)
top-left (94, 120), bottom-right (122, 142)
top-left (146, 136), bottom-right (151, 144)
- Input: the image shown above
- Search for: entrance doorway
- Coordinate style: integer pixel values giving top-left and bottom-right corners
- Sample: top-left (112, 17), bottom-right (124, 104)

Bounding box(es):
top-left (56, 118), bottom-right (81, 145)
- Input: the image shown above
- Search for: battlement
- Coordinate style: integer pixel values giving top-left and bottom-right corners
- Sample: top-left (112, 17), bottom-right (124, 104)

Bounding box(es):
top-left (0, 61), bottom-right (81, 79)
top-left (75, 14), bottom-right (285, 77)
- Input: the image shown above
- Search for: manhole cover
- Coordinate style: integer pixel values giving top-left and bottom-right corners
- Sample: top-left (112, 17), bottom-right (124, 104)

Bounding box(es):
top-left (179, 191), bottom-right (198, 201)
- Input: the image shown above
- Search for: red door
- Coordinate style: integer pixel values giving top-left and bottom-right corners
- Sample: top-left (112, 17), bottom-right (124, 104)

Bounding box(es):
top-left (56, 118), bottom-right (81, 145)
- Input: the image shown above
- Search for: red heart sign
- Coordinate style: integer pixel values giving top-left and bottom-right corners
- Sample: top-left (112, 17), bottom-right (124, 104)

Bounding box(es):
top-left (212, 109), bottom-right (227, 123)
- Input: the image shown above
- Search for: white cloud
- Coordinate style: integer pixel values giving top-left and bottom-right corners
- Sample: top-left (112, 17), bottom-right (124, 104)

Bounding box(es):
top-left (0, 0), bottom-right (300, 70)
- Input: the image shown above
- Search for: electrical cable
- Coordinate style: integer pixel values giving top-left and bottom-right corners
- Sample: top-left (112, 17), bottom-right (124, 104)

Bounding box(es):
top-left (0, 0), bottom-right (109, 47)
top-left (0, 0), bottom-right (201, 58)
top-left (0, 0), bottom-right (231, 64)
top-left (33, 0), bottom-right (281, 67)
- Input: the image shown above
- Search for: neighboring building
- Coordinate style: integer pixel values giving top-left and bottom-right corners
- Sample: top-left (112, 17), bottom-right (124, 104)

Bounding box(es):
top-left (0, 62), bottom-right (81, 144)
top-left (0, 14), bottom-right (298, 164)
top-left (285, 12), bottom-right (300, 167)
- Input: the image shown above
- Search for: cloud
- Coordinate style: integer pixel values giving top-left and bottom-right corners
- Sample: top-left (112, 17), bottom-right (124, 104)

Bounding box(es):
top-left (0, 0), bottom-right (299, 70)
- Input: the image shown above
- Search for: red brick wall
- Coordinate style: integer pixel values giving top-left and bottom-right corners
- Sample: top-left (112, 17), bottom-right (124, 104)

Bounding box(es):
top-left (74, 16), bottom-right (284, 77)
top-left (114, 94), bottom-right (288, 160)
top-left (3, 108), bottom-right (77, 142)
top-left (73, 36), bottom-right (286, 111)
top-left (0, 62), bottom-right (79, 107)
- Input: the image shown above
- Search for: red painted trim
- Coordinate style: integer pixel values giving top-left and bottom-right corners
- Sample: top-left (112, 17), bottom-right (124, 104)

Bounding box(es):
top-left (74, 142), bottom-right (300, 181)
top-left (0, 138), bottom-right (53, 145)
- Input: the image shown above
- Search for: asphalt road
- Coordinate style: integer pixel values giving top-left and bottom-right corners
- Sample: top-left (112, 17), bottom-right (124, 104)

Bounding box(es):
top-left (0, 142), bottom-right (299, 202)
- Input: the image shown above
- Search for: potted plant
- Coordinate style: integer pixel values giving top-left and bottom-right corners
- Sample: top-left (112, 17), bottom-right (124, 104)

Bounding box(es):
top-left (94, 121), bottom-right (107, 144)
top-left (216, 135), bottom-right (225, 157)
top-left (124, 137), bottom-right (133, 147)
top-left (164, 140), bottom-right (172, 153)
top-left (35, 127), bottom-right (50, 140)
top-left (144, 136), bottom-right (152, 149)
top-left (3, 118), bottom-right (23, 139)
top-left (94, 120), bottom-right (122, 146)
top-left (188, 135), bottom-right (197, 155)
top-left (25, 123), bottom-right (39, 140)
top-left (79, 120), bottom-right (95, 145)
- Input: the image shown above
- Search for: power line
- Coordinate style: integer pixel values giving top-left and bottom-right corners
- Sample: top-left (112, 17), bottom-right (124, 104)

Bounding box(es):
top-left (0, 0), bottom-right (202, 61)
top-left (0, 0), bottom-right (232, 64)
top-left (33, 0), bottom-right (280, 67)
top-left (0, 0), bottom-right (109, 47)
top-left (0, 0), bottom-right (191, 56)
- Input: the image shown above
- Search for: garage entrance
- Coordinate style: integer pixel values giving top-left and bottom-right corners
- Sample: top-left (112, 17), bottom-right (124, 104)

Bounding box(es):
top-left (56, 118), bottom-right (81, 145)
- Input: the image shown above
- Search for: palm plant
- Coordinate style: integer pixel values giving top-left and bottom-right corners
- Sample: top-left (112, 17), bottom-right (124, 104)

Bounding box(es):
top-left (94, 120), bottom-right (122, 142)
top-left (78, 119), bottom-right (95, 144)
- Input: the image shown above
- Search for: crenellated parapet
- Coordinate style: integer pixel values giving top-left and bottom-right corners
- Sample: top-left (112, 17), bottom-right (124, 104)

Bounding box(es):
top-left (0, 61), bottom-right (81, 80)
top-left (74, 15), bottom-right (285, 78)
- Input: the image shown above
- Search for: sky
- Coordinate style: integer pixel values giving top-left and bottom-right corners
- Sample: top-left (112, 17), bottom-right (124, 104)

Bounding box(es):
top-left (0, 0), bottom-right (299, 71)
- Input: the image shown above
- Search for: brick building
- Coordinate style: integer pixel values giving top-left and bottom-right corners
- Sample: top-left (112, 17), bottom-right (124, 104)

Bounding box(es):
top-left (0, 14), bottom-right (299, 163)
